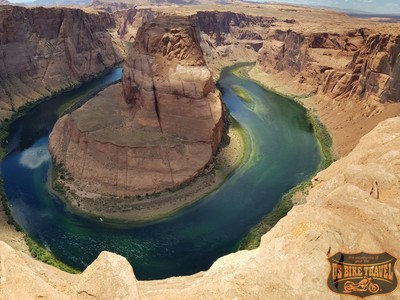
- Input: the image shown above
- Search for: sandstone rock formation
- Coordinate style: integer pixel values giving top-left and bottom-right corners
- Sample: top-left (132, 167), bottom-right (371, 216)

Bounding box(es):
top-left (4, 116), bottom-right (400, 299)
top-left (254, 14), bottom-right (400, 156)
top-left (0, 5), bottom-right (123, 120)
top-left (0, 241), bottom-right (140, 299)
top-left (114, 7), bottom-right (156, 42)
top-left (193, 11), bottom-right (274, 74)
top-left (258, 27), bottom-right (400, 104)
top-left (49, 15), bottom-right (223, 203)
top-left (112, 8), bottom-right (274, 74)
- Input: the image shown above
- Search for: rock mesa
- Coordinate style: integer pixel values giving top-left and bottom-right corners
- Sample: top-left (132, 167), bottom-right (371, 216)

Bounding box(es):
top-left (49, 15), bottom-right (223, 200)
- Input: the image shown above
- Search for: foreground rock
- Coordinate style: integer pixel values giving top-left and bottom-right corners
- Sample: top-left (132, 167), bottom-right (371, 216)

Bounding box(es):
top-left (0, 241), bottom-right (140, 299)
top-left (0, 5), bottom-right (123, 120)
top-left (4, 116), bottom-right (400, 298)
top-left (49, 15), bottom-right (223, 211)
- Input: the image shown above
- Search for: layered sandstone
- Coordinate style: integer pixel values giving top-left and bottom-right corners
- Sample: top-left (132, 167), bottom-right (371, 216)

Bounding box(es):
top-left (113, 6), bottom-right (276, 75)
top-left (193, 11), bottom-right (275, 74)
top-left (114, 7), bottom-right (156, 42)
top-left (257, 27), bottom-right (400, 103)
top-left (49, 16), bottom-right (223, 205)
top-left (4, 116), bottom-right (400, 299)
top-left (0, 5), bottom-right (123, 120)
top-left (254, 14), bottom-right (400, 156)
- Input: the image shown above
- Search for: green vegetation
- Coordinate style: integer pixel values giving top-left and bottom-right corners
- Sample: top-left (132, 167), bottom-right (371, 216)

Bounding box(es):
top-left (0, 67), bottom-right (121, 273)
top-left (0, 100), bottom-right (46, 159)
top-left (0, 179), bottom-right (23, 232)
top-left (232, 85), bottom-right (251, 103)
top-left (50, 163), bottom-right (66, 196)
top-left (0, 178), bottom-right (79, 274)
top-left (307, 111), bottom-right (335, 170)
top-left (56, 97), bottom-right (81, 117)
top-left (231, 62), bottom-right (255, 79)
top-left (237, 180), bottom-right (311, 250)
top-left (234, 64), bottom-right (335, 251)
top-left (24, 236), bottom-right (79, 274)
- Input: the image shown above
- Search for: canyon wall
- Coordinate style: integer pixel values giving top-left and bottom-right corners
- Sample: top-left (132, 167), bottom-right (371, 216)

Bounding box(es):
top-left (0, 5), bottom-right (123, 120)
top-left (49, 15), bottom-right (223, 203)
top-left (114, 7), bottom-right (156, 42)
top-left (4, 116), bottom-right (400, 299)
top-left (258, 27), bottom-right (400, 104)
top-left (254, 21), bottom-right (400, 156)
top-left (194, 11), bottom-right (275, 74)
top-left (112, 8), bottom-right (275, 75)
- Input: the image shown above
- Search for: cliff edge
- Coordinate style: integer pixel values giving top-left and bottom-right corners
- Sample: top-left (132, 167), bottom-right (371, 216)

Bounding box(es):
top-left (0, 5), bottom-right (123, 120)
top-left (3, 116), bottom-right (400, 299)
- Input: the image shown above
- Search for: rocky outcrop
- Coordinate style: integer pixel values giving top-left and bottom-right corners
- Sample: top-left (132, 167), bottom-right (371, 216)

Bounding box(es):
top-left (195, 11), bottom-right (274, 48)
top-left (139, 117), bottom-right (400, 298)
top-left (0, 241), bottom-right (140, 299)
top-left (193, 11), bottom-right (275, 74)
top-left (88, 0), bottom-right (134, 13)
top-left (331, 33), bottom-right (400, 103)
top-left (112, 9), bottom-right (274, 74)
top-left (0, 5), bottom-right (123, 120)
top-left (5, 116), bottom-right (400, 299)
top-left (49, 15), bottom-right (223, 201)
top-left (255, 19), bottom-right (400, 156)
top-left (114, 7), bottom-right (156, 42)
top-left (258, 28), bottom-right (367, 97)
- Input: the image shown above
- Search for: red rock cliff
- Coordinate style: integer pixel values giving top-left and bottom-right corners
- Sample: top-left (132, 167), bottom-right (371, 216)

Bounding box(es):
top-left (255, 21), bottom-right (400, 155)
top-left (258, 25), bottom-right (400, 103)
top-left (0, 5), bottom-right (123, 120)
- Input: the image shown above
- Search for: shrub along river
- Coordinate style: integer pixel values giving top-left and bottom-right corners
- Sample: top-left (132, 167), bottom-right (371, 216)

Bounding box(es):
top-left (1, 64), bottom-right (320, 280)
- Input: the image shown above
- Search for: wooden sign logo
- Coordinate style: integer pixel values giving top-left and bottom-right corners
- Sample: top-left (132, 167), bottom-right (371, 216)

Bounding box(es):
top-left (327, 252), bottom-right (398, 298)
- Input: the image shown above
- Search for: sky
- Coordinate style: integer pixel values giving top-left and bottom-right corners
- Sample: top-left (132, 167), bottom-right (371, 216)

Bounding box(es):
top-left (6, 0), bottom-right (400, 14)
top-left (255, 0), bottom-right (400, 14)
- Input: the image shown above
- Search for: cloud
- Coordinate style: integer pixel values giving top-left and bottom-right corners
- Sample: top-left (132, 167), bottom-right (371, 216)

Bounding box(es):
top-left (19, 144), bottom-right (51, 169)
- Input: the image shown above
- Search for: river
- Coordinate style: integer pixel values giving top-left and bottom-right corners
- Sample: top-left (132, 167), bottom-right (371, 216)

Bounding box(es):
top-left (1, 65), bottom-right (320, 280)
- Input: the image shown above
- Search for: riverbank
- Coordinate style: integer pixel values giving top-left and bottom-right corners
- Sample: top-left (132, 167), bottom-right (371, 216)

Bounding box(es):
top-left (0, 67), bottom-right (122, 272)
top-left (235, 63), bottom-right (334, 250)
top-left (50, 110), bottom-right (246, 222)
top-left (0, 180), bottom-right (27, 254)
top-left (0, 65), bottom-right (122, 159)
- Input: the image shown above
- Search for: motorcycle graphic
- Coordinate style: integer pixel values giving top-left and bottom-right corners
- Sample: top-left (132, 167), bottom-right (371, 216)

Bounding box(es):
top-left (344, 277), bottom-right (380, 293)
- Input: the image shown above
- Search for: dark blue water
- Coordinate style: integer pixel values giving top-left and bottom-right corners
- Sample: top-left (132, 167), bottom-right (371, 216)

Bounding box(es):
top-left (1, 65), bottom-right (320, 280)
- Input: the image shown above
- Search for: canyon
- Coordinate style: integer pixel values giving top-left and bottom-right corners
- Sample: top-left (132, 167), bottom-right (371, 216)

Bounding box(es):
top-left (48, 15), bottom-right (224, 218)
top-left (2, 115), bottom-right (400, 298)
top-left (0, 2), bottom-right (400, 299)
top-left (0, 5), bottom-right (124, 120)
top-left (250, 9), bottom-right (400, 156)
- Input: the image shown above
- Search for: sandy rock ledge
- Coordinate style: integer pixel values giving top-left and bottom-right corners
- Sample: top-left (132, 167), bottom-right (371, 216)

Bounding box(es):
top-left (2, 117), bottom-right (400, 299)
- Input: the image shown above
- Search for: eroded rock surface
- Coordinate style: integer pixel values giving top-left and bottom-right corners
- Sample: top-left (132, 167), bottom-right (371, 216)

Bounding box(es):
top-left (114, 7), bottom-right (156, 42)
top-left (0, 5), bottom-right (123, 120)
top-left (4, 117), bottom-right (400, 299)
top-left (49, 15), bottom-right (223, 199)
top-left (113, 8), bottom-right (275, 75)
top-left (194, 11), bottom-right (274, 74)
top-left (0, 241), bottom-right (140, 299)
top-left (258, 27), bottom-right (400, 104)
top-left (253, 14), bottom-right (400, 156)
